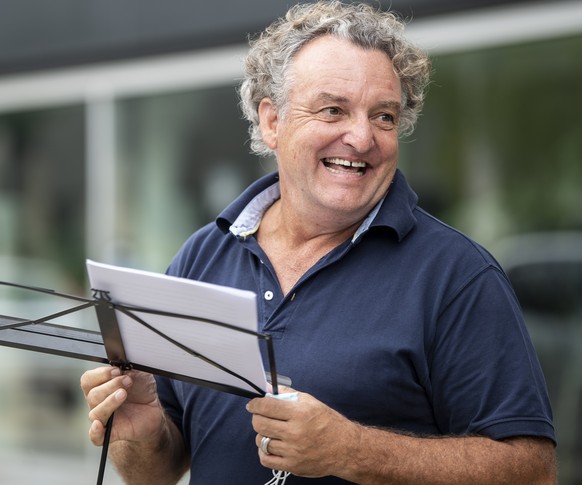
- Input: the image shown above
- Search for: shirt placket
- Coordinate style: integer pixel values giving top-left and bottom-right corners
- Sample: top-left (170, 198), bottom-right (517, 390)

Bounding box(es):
top-left (256, 257), bottom-right (282, 332)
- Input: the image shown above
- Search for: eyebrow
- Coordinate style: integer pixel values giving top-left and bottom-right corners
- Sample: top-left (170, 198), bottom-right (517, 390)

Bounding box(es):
top-left (313, 92), bottom-right (401, 113)
top-left (376, 100), bottom-right (402, 116)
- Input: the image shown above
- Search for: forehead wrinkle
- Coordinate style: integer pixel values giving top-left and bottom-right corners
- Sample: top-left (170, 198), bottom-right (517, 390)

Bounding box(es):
top-left (314, 92), bottom-right (349, 104)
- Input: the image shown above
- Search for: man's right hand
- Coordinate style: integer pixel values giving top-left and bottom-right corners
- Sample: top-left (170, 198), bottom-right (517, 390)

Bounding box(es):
top-left (80, 366), bottom-right (165, 447)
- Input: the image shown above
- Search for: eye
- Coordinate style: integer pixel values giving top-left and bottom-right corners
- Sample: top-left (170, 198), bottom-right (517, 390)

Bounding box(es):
top-left (374, 112), bottom-right (397, 130)
top-left (321, 106), bottom-right (343, 117)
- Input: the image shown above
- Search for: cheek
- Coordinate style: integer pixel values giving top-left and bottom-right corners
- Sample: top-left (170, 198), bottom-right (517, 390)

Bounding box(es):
top-left (377, 134), bottom-right (399, 159)
top-left (278, 124), bottom-right (323, 156)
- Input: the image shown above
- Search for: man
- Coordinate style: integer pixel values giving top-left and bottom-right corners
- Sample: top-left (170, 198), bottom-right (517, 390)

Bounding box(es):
top-left (81, 2), bottom-right (556, 483)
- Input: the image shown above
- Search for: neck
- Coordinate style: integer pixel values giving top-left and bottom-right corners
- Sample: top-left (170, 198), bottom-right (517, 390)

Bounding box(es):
top-left (256, 198), bottom-right (361, 295)
top-left (262, 198), bottom-right (362, 249)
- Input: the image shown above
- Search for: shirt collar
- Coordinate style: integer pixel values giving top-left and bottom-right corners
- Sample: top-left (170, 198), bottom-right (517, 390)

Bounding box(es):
top-left (216, 169), bottom-right (418, 242)
top-left (355, 169), bottom-right (419, 243)
top-left (216, 172), bottom-right (281, 235)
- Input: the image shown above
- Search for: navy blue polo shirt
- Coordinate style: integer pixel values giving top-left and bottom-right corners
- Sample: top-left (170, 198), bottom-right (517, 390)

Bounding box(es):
top-left (157, 170), bottom-right (555, 484)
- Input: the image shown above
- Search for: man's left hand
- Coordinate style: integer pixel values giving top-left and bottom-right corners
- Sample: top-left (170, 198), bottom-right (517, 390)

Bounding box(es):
top-left (246, 387), bottom-right (360, 478)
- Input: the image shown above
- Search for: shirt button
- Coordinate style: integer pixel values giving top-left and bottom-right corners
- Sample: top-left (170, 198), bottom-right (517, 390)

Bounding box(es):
top-left (264, 290), bottom-right (274, 301)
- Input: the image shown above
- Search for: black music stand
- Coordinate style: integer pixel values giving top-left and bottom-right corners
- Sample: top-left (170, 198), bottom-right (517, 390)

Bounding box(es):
top-left (0, 278), bottom-right (281, 485)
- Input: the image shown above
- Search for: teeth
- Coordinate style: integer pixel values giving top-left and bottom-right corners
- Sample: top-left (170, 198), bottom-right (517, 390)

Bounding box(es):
top-left (326, 158), bottom-right (366, 168)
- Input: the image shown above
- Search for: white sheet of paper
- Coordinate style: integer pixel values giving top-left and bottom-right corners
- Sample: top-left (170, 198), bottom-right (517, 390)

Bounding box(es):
top-left (86, 259), bottom-right (268, 395)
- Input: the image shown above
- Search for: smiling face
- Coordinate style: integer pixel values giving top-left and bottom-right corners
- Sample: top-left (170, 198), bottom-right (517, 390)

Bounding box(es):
top-left (259, 35), bottom-right (402, 230)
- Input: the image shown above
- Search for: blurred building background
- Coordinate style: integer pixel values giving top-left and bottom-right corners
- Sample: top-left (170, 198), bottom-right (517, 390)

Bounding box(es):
top-left (0, 0), bottom-right (580, 483)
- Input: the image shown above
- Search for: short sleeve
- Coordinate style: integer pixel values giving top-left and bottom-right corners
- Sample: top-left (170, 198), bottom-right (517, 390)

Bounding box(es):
top-left (428, 266), bottom-right (555, 442)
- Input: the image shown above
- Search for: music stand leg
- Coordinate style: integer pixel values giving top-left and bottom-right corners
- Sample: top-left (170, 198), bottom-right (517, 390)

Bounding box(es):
top-left (96, 412), bottom-right (114, 485)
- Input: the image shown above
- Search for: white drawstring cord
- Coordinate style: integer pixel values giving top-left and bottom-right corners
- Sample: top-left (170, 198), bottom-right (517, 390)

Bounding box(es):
top-left (264, 469), bottom-right (291, 485)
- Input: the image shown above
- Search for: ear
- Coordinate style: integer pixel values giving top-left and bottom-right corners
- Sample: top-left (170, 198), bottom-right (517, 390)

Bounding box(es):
top-left (258, 97), bottom-right (279, 150)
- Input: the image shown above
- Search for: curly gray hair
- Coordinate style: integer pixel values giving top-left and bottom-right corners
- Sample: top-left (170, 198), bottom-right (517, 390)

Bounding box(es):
top-left (239, 1), bottom-right (432, 157)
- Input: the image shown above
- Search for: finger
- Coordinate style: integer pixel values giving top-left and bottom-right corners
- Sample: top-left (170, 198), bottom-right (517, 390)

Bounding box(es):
top-left (256, 434), bottom-right (282, 457)
top-left (85, 373), bottom-right (133, 409)
top-left (80, 366), bottom-right (121, 397)
top-left (88, 385), bottom-right (128, 428)
top-left (251, 413), bottom-right (290, 441)
top-left (89, 416), bottom-right (107, 446)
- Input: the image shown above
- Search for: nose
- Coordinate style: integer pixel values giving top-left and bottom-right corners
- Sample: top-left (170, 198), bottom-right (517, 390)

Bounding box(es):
top-left (341, 116), bottom-right (375, 153)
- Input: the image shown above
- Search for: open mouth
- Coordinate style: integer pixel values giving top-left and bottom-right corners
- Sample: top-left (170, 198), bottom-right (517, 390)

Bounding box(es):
top-left (322, 158), bottom-right (367, 176)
